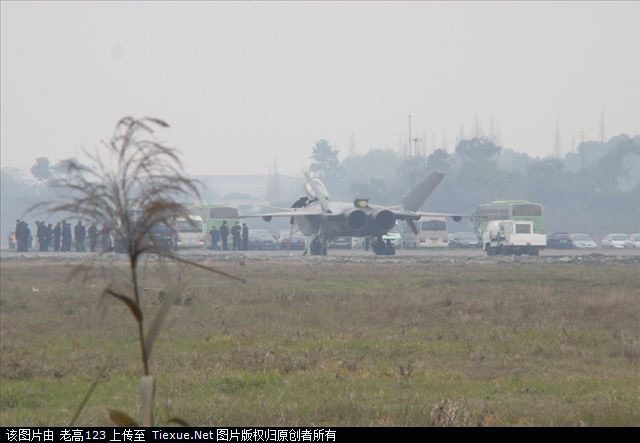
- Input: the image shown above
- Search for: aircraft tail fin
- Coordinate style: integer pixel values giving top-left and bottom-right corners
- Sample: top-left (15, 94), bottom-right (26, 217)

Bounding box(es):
top-left (401, 172), bottom-right (445, 212)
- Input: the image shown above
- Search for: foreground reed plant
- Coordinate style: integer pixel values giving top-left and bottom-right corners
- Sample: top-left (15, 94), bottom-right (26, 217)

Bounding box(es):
top-left (31, 116), bottom-right (243, 426)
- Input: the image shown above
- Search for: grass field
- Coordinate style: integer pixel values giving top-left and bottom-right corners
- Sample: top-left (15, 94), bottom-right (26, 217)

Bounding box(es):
top-left (1, 259), bottom-right (639, 426)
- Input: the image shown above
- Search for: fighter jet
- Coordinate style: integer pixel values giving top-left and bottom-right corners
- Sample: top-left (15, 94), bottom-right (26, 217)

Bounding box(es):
top-left (242, 171), bottom-right (464, 255)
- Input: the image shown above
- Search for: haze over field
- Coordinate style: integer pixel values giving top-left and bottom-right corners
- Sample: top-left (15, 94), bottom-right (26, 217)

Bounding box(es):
top-left (1, 2), bottom-right (640, 429)
top-left (2, 1), bottom-right (639, 175)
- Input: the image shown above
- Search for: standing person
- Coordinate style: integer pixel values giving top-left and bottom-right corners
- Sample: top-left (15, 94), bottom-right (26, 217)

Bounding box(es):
top-left (75, 221), bottom-right (86, 252)
top-left (53, 222), bottom-right (62, 252)
top-left (88, 224), bottom-right (98, 252)
top-left (231, 222), bottom-right (241, 251)
top-left (24, 222), bottom-right (32, 251)
top-left (209, 225), bottom-right (220, 250)
top-left (242, 223), bottom-right (249, 251)
top-left (44, 224), bottom-right (53, 251)
top-left (37, 221), bottom-right (45, 251)
top-left (62, 221), bottom-right (72, 252)
top-left (101, 224), bottom-right (112, 251)
top-left (219, 221), bottom-right (229, 251)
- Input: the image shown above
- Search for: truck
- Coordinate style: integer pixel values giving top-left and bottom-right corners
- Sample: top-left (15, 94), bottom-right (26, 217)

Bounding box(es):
top-left (482, 220), bottom-right (546, 256)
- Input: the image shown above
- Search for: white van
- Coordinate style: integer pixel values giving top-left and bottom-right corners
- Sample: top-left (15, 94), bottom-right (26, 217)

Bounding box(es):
top-left (417, 216), bottom-right (448, 248)
top-left (175, 215), bottom-right (206, 248)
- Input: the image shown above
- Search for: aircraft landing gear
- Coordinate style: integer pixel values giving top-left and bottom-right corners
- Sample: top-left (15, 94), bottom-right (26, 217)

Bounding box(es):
top-left (308, 234), bottom-right (327, 256)
top-left (372, 236), bottom-right (395, 256)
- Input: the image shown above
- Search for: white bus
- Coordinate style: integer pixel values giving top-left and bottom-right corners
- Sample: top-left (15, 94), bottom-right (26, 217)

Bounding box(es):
top-left (417, 216), bottom-right (448, 248)
top-left (175, 215), bottom-right (206, 248)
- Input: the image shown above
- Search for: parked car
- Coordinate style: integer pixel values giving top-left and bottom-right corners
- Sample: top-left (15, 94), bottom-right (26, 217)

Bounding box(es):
top-left (329, 237), bottom-right (352, 249)
top-left (351, 237), bottom-right (366, 249)
top-left (625, 233), bottom-right (640, 249)
top-left (114, 222), bottom-right (177, 253)
top-left (278, 229), bottom-right (306, 250)
top-left (569, 233), bottom-right (597, 249)
top-left (401, 231), bottom-right (418, 249)
top-left (547, 232), bottom-right (573, 249)
top-left (382, 230), bottom-right (403, 248)
top-left (247, 229), bottom-right (277, 250)
top-left (601, 233), bottom-right (628, 249)
top-left (448, 232), bottom-right (480, 248)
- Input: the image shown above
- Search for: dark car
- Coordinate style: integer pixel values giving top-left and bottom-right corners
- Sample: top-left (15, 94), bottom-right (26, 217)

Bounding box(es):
top-left (329, 236), bottom-right (352, 249)
top-left (547, 232), bottom-right (573, 249)
top-left (146, 224), bottom-right (178, 250)
top-left (247, 229), bottom-right (277, 250)
top-left (448, 232), bottom-right (481, 248)
top-left (115, 222), bottom-right (177, 253)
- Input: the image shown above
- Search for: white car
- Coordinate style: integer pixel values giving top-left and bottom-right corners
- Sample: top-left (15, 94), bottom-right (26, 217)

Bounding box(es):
top-left (382, 230), bottom-right (403, 248)
top-left (601, 233), bottom-right (628, 249)
top-left (569, 233), bottom-right (597, 249)
top-left (625, 233), bottom-right (640, 249)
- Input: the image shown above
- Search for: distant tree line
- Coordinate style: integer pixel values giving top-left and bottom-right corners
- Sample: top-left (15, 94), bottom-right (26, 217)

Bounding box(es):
top-left (308, 134), bottom-right (640, 237)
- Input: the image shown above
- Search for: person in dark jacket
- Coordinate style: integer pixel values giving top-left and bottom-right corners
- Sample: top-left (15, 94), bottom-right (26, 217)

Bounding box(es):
top-left (23, 222), bottom-right (32, 251)
top-left (44, 224), bottom-right (53, 251)
top-left (242, 223), bottom-right (249, 251)
top-left (75, 221), bottom-right (86, 252)
top-left (62, 221), bottom-right (72, 252)
top-left (209, 226), bottom-right (220, 250)
top-left (37, 221), bottom-right (45, 251)
top-left (219, 221), bottom-right (229, 251)
top-left (54, 222), bottom-right (61, 252)
top-left (231, 222), bottom-right (241, 251)
top-left (88, 224), bottom-right (98, 252)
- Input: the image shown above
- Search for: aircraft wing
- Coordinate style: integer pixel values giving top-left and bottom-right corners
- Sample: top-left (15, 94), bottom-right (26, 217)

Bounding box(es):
top-left (389, 209), bottom-right (422, 221)
top-left (240, 208), bottom-right (325, 218)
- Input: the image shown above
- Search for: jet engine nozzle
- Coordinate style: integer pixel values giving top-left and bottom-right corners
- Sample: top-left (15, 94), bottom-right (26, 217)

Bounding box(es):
top-left (347, 209), bottom-right (368, 231)
top-left (374, 209), bottom-right (396, 231)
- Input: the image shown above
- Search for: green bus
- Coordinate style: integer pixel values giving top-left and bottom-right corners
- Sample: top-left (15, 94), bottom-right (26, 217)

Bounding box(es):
top-left (190, 205), bottom-right (240, 233)
top-left (473, 200), bottom-right (545, 235)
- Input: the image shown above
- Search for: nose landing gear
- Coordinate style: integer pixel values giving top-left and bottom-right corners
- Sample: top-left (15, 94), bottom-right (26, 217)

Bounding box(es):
top-left (305, 233), bottom-right (327, 256)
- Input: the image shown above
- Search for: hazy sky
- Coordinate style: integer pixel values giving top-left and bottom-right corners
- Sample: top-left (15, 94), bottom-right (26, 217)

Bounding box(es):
top-left (2, 1), bottom-right (639, 176)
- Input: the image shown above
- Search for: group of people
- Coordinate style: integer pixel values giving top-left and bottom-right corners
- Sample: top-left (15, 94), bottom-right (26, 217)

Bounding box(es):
top-left (13, 219), bottom-right (112, 252)
top-left (209, 221), bottom-right (249, 251)
top-left (13, 218), bottom-right (255, 253)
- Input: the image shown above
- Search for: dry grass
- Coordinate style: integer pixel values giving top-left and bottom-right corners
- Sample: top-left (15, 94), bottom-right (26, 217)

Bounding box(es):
top-left (1, 259), bottom-right (639, 426)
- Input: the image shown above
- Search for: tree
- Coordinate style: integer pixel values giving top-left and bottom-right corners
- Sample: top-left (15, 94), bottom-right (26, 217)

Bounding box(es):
top-left (310, 139), bottom-right (345, 196)
top-left (426, 149), bottom-right (454, 173)
top-left (349, 178), bottom-right (392, 205)
top-left (310, 139), bottom-right (340, 178)
top-left (455, 137), bottom-right (502, 162)
top-left (30, 157), bottom-right (53, 181)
